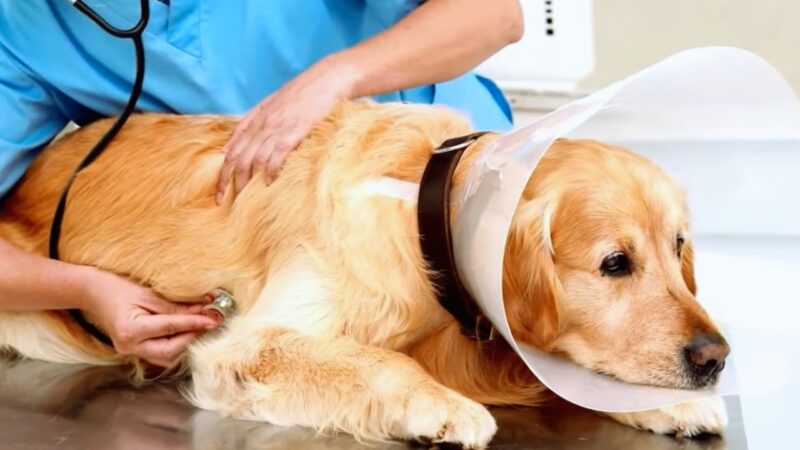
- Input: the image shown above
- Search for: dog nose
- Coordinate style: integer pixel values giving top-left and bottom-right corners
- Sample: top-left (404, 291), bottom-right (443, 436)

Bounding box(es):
top-left (684, 334), bottom-right (730, 380)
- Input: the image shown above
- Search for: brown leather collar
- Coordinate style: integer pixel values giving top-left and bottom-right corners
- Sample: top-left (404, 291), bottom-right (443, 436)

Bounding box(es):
top-left (418, 132), bottom-right (497, 342)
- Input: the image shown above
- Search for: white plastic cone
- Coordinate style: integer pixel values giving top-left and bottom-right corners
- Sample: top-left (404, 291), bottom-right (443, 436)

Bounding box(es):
top-left (450, 47), bottom-right (800, 412)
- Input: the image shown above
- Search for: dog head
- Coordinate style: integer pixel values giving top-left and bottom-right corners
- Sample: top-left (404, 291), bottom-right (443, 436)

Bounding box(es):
top-left (503, 139), bottom-right (728, 389)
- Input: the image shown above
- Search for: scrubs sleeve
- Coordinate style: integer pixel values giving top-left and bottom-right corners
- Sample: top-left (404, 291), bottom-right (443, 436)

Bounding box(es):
top-left (363, 0), bottom-right (421, 25)
top-left (0, 43), bottom-right (68, 199)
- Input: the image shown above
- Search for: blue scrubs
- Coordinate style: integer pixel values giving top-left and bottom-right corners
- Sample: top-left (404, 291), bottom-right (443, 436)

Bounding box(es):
top-left (0, 0), bottom-right (512, 198)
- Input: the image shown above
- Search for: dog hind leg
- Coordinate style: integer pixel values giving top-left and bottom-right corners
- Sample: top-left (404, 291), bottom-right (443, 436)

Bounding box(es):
top-left (187, 326), bottom-right (497, 448)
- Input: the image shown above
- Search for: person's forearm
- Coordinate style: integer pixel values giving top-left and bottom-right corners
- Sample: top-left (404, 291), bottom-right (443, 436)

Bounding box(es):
top-left (330, 0), bottom-right (523, 98)
top-left (0, 237), bottom-right (94, 311)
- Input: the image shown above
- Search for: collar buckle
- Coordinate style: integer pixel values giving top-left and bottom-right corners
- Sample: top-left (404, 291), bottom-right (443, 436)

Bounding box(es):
top-left (432, 132), bottom-right (489, 154)
top-left (469, 314), bottom-right (497, 343)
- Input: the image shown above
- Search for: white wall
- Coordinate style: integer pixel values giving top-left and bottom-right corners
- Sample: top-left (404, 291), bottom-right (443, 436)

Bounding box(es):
top-left (581, 0), bottom-right (800, 96)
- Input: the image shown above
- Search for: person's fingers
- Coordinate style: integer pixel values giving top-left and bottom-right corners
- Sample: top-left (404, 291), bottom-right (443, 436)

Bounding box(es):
top-left (180, 303), bottom-right (206, 315)
top-left (226, 113), bottom-right (255, 148)
top-left (132, 313), bottom-right (218, 342)
top-left (247, 133), bottom-right (279, 183)
top-left (142, 293), bottom-right (213, 315)
top-left (202, 290), bottom-right (222, 305)
top-left (227, 121), bottom-right (265, 196)
top-left (137, 332), bottom-right (201, 368)
top-left (215, 148), bottom-right (236, 204)
top-left (232, 132), bottom-right (269, 196)
top-left (264, 131), bottom-right (302, 185)
top-left (263, 150), bottom-right (284, 186)
top-left (250, 133), bottom-right (280, 180)
top-left (216, 111), bottom-right (261, 204)
top-left (232, 152), bottom-right (254, 196)
top-left (225, 102), bottom-right (266, 151)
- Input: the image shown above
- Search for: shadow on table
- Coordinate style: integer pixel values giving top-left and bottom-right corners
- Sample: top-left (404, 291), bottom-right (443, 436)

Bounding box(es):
top-left (0, 356), bottom-right (744, 449)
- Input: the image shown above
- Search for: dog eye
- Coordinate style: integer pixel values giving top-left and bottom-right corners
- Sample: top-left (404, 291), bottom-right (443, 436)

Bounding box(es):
top-left (676, 235), bottom-right (685, 257)
top-left (601, 252), bottom-right (631, 277)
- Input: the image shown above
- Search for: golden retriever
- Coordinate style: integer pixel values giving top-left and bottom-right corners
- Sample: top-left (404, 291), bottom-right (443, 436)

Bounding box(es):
top-left (0, 101), bottom-right (729, 448)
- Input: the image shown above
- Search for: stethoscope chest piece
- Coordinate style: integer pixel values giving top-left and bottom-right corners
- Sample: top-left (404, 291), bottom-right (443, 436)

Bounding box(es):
top-left (203, 289), bottom-right (238, 321)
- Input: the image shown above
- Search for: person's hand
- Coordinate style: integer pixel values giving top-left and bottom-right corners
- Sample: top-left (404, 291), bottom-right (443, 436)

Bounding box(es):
top-left (215, 55), bottom-right (361, 204)
top-left (80, 268), bottom-right (221, 367)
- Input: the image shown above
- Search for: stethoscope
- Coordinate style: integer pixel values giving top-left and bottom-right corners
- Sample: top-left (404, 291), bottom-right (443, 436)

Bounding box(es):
top-left (50, 0), bottom-right (150, 262)
top-left (48, 0), bottom-right (150, 347)
top-left (49, 1), bottom-right (237, 346)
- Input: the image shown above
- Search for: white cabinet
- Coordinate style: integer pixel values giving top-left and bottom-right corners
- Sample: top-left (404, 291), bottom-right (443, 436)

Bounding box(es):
top-left (476, 0), bottom-right (595, 93)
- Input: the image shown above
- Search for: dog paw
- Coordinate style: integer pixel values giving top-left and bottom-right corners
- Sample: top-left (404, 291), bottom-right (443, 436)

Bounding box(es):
top-left (389, 385), bottom-right (497, 449)
top-left (605, 396), bottom-right (728, 437)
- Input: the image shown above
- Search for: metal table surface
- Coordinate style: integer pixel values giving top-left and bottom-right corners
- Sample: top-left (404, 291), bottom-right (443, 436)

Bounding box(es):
top-left (0, 357), bottom-right (746, 450)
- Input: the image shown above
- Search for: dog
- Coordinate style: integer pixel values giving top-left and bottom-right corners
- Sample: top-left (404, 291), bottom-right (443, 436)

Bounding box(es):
top-left (0, 101), bottom-right (729, 448)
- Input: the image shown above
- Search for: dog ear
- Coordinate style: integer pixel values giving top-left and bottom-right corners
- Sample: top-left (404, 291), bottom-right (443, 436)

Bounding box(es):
top-left (503, 203), bottom-right (563, 351)
top-left (681, 240), bottom-right (697, 295)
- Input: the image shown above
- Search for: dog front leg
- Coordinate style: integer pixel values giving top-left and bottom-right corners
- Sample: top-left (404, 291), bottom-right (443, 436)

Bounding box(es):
top-left (187, 327), bottom-right (497, 448)
top-left (603, 396), bottom-right (728, 437)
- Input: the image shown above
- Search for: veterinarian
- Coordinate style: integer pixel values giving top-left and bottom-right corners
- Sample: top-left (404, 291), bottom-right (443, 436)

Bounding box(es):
top-left (0, 0), bottom-right (523, 367)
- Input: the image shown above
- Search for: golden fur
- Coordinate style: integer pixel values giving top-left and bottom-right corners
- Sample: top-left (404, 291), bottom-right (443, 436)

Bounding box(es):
top-left (0, 101), bottom-right (727, 447)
